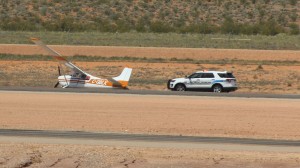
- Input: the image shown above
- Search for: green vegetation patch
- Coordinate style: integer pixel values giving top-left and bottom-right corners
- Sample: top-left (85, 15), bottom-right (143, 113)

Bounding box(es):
top-left (1, 31), bottom-right (300, 50)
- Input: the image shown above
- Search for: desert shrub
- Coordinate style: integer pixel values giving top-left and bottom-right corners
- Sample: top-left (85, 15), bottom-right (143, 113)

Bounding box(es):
top-left (150, 21), bottom-right (174, 33)
top-left (289, 23), bottom-right (300, 35)
top-left (240, 0), bottom-right (247, 4)
top-left (220, 17), bottom-right (241, 34)
top-left (289, 0), bottom-right (297, 5)
top-left (0, 19), bottom-right (38, 31)
top-left (115, 20), bottom-right (131, 32)
top-left (289, 10), bottom-right (298, 22)
top-left (239, 24), bottom-right (260, 35)
top-left (135, 18), bottom-right (149, 32)
top-left (0, 0), bottom-right (297, 36)
top-left (259, 20), bottom-right (284, 35)
top-left (40, 6), bottom-right (47, 16)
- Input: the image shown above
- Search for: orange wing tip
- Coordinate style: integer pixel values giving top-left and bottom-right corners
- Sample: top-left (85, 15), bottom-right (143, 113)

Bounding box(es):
top-left (30, 37), bottom-right (40, 41)
top-left (54, 56), bottom-right (66, 61)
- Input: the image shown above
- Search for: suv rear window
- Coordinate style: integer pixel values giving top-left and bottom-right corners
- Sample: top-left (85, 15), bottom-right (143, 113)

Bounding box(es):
top-left (218, 73), bottom-right (235, 78)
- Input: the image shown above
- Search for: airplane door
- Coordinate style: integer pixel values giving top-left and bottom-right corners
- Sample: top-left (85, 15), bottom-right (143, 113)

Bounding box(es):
top-left (69, 73), bottom-right (81, 87)
top-left (77, 74), bottom-right (87, 87)
top-left (70, 76), bottom-right (80, 87)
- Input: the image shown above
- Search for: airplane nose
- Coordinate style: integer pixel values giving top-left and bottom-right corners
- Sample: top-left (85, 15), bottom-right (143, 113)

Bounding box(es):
top-left (55, 76), bottom-right (64, 88)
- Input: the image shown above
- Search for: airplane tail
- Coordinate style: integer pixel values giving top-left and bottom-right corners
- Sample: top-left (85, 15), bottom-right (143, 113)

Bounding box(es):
top-left (112, 67), bottom-right (133, 87)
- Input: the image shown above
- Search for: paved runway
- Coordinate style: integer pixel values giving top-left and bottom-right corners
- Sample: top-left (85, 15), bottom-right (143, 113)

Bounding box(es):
top-left (1, 129), bottom-right (300, 147)
top-left (0, 87), bottom-right (299, 99)
top-left (1, 129), bottom-right (300, 153)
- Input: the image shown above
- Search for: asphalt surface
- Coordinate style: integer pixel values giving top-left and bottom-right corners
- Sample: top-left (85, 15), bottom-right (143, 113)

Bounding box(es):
top-left (0, 87), bottom-right (299, 99)
top-left (1, 129), bottom-right (300, 147)
top-left (0, 87), bottom-right (299, 151)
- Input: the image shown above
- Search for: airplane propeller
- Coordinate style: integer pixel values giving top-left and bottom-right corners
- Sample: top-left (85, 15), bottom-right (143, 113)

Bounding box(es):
top-left (54, 66), bottom-right (61, 88)
top-left (54, 82), bottom-right (59, 88)
top-left (58, 66), bottom-right (61, 76)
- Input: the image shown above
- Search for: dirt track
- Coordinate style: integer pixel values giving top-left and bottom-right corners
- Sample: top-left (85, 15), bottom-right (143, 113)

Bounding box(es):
top-left (1, 44), bottom-right (300, 61)
top-left (1, 91), bottom-right (299, 140)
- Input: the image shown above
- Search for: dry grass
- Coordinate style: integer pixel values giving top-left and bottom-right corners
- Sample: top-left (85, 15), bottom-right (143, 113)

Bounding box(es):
top-left (0, 60), bottom-right (299, 94)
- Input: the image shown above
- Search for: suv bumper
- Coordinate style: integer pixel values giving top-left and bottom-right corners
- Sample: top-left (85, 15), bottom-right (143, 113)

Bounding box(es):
top-left (223, 87), bottom-right (238, 92)
top-left (167, 79), bottom-right (175, 89)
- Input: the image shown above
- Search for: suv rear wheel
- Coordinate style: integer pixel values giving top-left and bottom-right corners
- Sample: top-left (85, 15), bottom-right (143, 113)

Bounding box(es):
top-left (212, 84), bottom-right (223, 93)
top-left (175, 84), bottom-right (186, 91)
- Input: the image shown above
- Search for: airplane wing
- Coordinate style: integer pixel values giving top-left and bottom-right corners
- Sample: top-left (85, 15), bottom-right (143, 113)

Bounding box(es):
top-left (30, 38), bottom-right (87, 75)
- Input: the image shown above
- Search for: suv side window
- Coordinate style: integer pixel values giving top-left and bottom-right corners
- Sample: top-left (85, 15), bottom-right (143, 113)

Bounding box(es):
top-left (189, 73), bottom-right (202, 78)
top-left (201, 73), bottom-right (214, 78)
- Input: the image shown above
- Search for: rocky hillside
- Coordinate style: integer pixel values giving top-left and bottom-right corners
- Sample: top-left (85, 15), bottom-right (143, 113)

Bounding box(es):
top-left (0, 0), bottom-right (299, 35)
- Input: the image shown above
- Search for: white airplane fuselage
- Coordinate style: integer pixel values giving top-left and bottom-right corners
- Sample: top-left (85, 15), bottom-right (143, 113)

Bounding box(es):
top-left (58, 75), bottom-right (118, 88)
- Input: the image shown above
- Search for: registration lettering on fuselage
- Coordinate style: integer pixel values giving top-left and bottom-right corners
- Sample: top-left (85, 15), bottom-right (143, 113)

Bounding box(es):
top-left (90, 79), bottom-right (109, 86)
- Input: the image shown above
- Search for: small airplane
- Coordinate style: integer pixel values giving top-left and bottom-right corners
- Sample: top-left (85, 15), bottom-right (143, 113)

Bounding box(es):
top-left (31, 38), bottom-right (132, 89)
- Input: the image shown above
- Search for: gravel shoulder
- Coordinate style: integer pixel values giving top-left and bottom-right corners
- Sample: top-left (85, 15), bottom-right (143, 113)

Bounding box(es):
top-left (1, 142), bottom-right (300, 168)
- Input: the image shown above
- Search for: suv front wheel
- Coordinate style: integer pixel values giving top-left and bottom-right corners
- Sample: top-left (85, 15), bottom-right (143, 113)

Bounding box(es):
top-left (175, 84), bottom-right (186, 91)
top-left (212, 84), bottom-right (223, 93)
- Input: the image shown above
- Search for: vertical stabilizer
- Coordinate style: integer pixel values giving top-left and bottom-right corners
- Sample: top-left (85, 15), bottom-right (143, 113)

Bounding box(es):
top-left (112, 67), bottom-right (132, 87)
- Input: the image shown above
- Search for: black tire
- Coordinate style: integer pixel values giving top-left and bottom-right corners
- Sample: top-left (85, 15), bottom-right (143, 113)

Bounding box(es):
top-left (212, 84), bottom-right (223, 93)
top-left (175, 84), bottom-right (186, 91)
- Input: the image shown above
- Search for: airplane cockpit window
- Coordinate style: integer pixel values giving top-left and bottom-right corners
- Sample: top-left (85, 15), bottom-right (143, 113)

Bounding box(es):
top-left (80, 74), bottom-right (87, 79)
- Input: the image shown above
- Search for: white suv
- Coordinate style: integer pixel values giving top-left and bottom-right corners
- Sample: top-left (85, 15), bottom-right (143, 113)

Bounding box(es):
top-left (167, 71), bottom-right (238, 92)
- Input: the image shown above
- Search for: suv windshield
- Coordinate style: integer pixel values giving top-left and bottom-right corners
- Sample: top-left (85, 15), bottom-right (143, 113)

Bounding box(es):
top-left (218, 73), bottom-right (235, 78)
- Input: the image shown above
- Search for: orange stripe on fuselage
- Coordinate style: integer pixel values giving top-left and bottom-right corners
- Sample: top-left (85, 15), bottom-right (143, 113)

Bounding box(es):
top-left (86, 79), bottom-right (129, 88)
